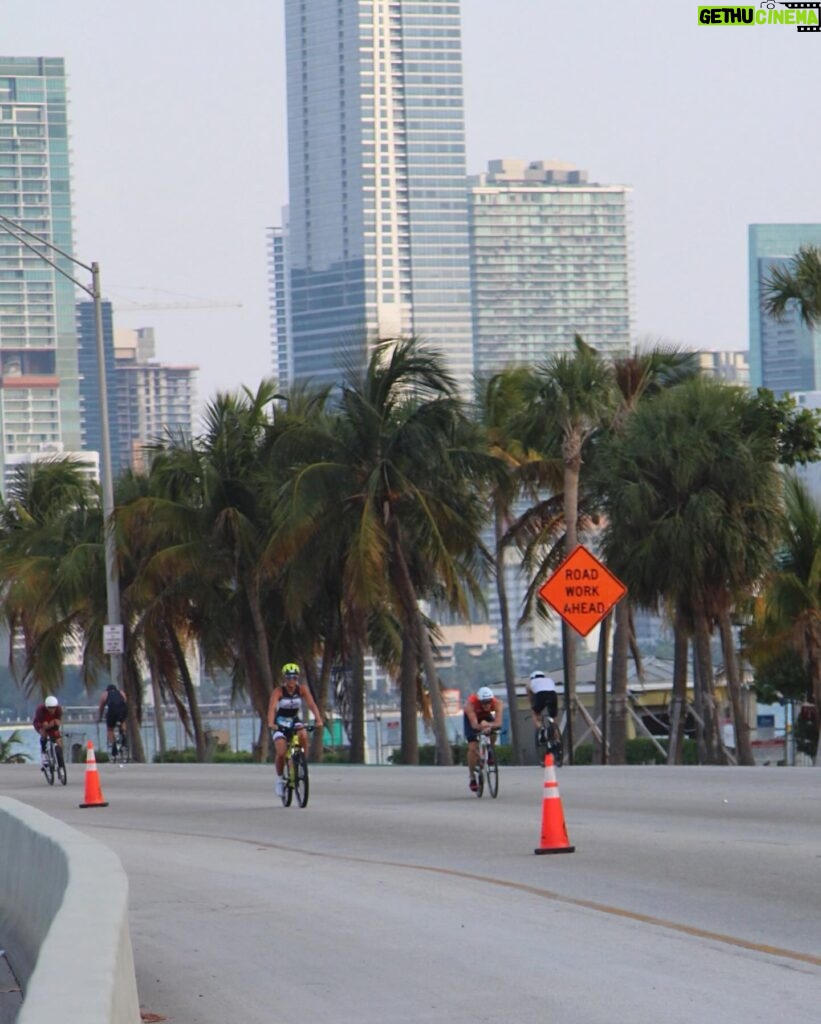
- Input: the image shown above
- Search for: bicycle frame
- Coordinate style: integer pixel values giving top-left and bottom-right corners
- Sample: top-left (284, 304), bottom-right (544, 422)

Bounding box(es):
top-left (276, 724), bottom-right (313, 808)
top-left (42, 731), bottom-right (67, 786)
top-left (474, 728), bottom-right (499, 798)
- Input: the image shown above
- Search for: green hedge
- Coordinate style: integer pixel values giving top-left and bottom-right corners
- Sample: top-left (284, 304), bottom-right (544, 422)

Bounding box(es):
top-left (572, 738), bottom-right (698, 765)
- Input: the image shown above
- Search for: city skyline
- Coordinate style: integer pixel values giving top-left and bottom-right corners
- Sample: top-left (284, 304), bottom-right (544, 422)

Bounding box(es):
top-left (4, 1), bottom-right (821, 415)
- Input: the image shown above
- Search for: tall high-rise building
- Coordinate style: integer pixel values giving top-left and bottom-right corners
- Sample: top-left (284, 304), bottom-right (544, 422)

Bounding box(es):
top-left (749, 224), bottom-right (821, 394)
top-left (0, 57), bottom-right (82, 490)
top-left (283, 0), bottom-right (474, 392)
top-left (267, 225), bottom-right (291, 387)
top-left (469, 159), bottom-right (633, 376)
top-left (76, 299), bottom-right (124, 476)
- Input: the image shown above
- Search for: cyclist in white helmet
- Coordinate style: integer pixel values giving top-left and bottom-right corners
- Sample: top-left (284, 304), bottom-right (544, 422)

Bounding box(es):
top-left (463, 686), bottom-right (503, 793)
top-left (32, 695), bottom-right (63, 767)
top-left (527, 670), bottom-right (558, 731)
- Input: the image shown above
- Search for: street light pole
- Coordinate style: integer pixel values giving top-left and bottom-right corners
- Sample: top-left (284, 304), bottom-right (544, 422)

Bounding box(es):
top-left (0, 214), bottom-right (123, 690)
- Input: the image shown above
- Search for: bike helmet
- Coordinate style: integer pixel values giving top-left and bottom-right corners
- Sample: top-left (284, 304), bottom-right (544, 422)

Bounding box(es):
top-left (477, 686), bottom-right (494, 702)
top-left (44, 695), bottom-right (59, 708)
top-left (282, 662), bottom-right (300, 677)
top-left (530, 671), bottom-right (545, 681)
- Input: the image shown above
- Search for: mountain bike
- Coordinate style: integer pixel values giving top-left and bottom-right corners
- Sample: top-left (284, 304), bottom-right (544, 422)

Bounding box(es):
top-left (41, 730), bottom-right (67, 786)
top-left (111, 721), bottom-right (129, 765)
top-left (537, 713), bottom-right (564, 768)
top-left (276, 724), bottom-right (314, 808)
top-left (472, 727), bottom-right (499, 798)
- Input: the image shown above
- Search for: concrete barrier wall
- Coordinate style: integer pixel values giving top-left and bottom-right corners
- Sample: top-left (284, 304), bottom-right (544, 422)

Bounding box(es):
top-left (0, 797), bottom-right (140, 1024)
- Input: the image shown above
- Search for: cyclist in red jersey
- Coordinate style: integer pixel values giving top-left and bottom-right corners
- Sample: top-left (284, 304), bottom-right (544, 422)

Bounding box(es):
top-left (463, 686), bottom-right (503, 792)
top-left (32, 695), bottom-right (63, 768)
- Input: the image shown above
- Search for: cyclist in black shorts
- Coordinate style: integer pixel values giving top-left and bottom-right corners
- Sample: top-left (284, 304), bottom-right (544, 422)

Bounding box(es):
top-left (527, 670), bottom-right (558, 731)
top-left (98, 683), bottom-right (128, 753)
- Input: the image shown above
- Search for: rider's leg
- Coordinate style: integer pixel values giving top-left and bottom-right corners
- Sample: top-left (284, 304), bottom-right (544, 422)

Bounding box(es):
top-left (274, 735), bottom-right (287, 776)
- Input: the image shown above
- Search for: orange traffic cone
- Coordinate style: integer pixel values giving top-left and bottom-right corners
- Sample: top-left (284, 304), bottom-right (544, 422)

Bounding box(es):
top-left (534, 753), bottom-right (574, 855)
top-left (79, 741), bottom-right (109, 809)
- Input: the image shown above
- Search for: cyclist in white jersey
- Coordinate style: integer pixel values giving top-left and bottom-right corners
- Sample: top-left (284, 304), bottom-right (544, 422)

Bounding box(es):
top-left (267, 662), bottom-right (323, 797)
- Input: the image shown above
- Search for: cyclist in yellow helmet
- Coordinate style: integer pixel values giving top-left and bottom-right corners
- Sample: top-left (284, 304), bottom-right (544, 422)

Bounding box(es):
top-left (267, 662), bottom-right (323, 797)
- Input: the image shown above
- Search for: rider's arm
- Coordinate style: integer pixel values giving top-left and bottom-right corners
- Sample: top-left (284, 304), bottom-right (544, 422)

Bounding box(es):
top-left (267, 688), bottom-right (281, 730)
top-left (98, 693), bottom-right (107, 720)
top-left (301, 685), bottom-right (323, 728)
top-left (463, 700), bottom-right (479, 731)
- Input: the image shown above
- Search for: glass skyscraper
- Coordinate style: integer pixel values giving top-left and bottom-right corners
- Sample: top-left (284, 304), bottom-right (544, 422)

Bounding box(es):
top-left (469, 159), bottom-right (633, 376)
top-left (283, 0), bottom-right (474, 392)
top-left (0, 57), bottom-right (82, 490)
top-left (748, 224), bottom-right (821, 393)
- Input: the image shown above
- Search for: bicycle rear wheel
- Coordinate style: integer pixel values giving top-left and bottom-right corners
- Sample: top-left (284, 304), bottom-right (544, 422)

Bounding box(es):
top-left (485, 747), bottom-right (499, 798)
top-left (293, 750), bottom-right (309, 808)
top-left (549, 724), bottom-right (564, 768)
top-left (56, 745), bottom-right (67, 785)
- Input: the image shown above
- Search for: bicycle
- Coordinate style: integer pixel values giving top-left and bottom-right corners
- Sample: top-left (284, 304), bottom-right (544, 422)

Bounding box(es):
top-left (41, 730), bottom-right (67, 786)
top-left (472, 727), bottom-right (499, 799)
top-left (275, 724), bottom-right (314, 808)
top-left (110, 721), bottom-right (129, 765)
top-left (536, 713), bottom-right (564, 768)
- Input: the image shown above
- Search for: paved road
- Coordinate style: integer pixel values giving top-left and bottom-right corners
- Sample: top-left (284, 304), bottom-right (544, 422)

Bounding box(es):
top-left (2, 762), bottom-right (820, 1023)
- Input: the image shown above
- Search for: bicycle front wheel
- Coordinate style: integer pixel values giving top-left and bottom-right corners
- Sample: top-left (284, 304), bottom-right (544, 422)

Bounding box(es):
top-left (56, 746), bottom-right (67, 785)
top-left (281, 758), bottom-right (294, 807)
top-left (42, 756), bottom-right (54, 785)
top-left (485, 748), bottom-right (499, 798)
top-left (293, 750), bottom-right (309, 808)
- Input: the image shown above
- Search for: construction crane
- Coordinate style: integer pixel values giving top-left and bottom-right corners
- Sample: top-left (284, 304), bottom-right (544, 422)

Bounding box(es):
top-left (109, 285), bottom-right (242, 312)
top-left (112, 300), bottom-right (242, 311)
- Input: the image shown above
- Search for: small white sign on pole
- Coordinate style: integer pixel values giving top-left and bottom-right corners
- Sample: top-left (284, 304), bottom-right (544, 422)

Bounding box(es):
top-left (103, 624), bottom-right (124, 655)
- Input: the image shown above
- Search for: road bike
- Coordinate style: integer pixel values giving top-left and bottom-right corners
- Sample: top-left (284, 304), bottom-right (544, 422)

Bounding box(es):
top-left (111, 721), bottom-right (129, 765)
top-left (472, 727), bottom-right (499, 798)
top-left (275, 724), bottom-right (314, 808)
top-left (536, 713), bottom-right (564, 768)
top-left (41, 731), bottom-right (67, 786)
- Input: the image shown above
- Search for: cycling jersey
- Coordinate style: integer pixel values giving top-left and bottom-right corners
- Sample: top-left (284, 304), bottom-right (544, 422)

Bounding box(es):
top-left (466, 693), bottom-right (496, 723)
top-left (32, 704), bottom-right (62, 731)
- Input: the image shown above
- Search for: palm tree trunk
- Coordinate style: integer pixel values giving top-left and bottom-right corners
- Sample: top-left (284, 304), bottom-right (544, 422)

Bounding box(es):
top-left (562, 445), bottom-right (581, 763)
top-left (594, 611), bottom-right (611, 764)
top-left (495, 504), bottom-right (523, 763)
top-left (609, 601), bottom-right (629, 764)
top-left (400, 630), bottom-right (419, 765)
top-left (718, 609), bottom-right (754, 765)
top-left (149, 664), bottom-right (167, 758)
top-left (392, 532), bottom-right (453, 765)
top-left (348, 637), bottom-right (366, 763)
top-left (693, 612), bottom-right (725, 765)
top-left (123, 650), bottom-right (146, 763)
top-left (667, 606), bottom-right (689, 765)
top-left (309, 648), bottom-right (333, 763)
top-left (168, 626), bottom-right (206, 760)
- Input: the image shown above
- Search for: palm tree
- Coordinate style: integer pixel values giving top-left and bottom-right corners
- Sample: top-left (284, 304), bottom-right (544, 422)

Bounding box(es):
top-left (518, 337), bottom-right (615, 762)
top-left (762, 245), bottom-right (821, 328)
top-left (270, 339), bottom-right (492, 765)
top-left (473, 368), bottom-right (544, 764)
top-left (605, 345), bottom-right (701, 764)
top-left (0, 459), bottom-right (106, 691)
top-left (599, 378), bottom-right (784, 765)
top-left (127, 382), bottom-right (286, 760)
top-left (749, 475), bottom-right (821, 766)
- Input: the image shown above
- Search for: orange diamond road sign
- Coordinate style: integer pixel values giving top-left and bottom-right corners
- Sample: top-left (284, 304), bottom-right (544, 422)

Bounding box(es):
top-left (538, 545), bottom-right (627, 637)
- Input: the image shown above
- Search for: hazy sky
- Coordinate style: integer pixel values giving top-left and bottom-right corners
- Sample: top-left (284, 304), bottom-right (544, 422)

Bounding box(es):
top-left (4, 1), bottom-right (821, 413)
